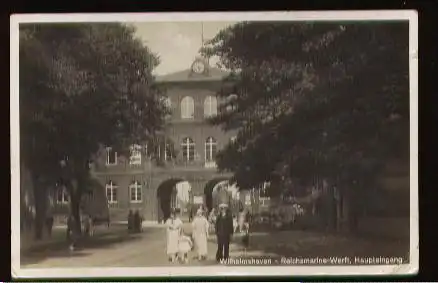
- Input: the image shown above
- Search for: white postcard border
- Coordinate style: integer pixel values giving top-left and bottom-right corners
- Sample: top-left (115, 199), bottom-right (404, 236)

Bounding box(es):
top-left (10, 10), bottom-right (419, 278)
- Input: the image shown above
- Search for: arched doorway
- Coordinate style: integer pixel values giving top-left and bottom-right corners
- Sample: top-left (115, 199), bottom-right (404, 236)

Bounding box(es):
top-left (156, 178), bottom-right (192, 222)
top-left (204, 178), bottom-right (228, 212)
top-left (218, 182), bottom-right (242, 215)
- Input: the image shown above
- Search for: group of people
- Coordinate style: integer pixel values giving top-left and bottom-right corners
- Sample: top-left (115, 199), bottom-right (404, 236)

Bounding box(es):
top-left (165, 206), bottom-right (207, 263)
top-left (127, 210), bottom-right (143, 233)
top-left (165, 203), bottom-right (251, 264)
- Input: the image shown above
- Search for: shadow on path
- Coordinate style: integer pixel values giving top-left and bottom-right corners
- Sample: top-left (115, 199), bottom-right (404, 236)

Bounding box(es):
top-left (230, 230), bottom-right (410, 263)
top-left (188, 221), bottom-right (409, 264)
top-left (21, 227), bottom-right (152, 266)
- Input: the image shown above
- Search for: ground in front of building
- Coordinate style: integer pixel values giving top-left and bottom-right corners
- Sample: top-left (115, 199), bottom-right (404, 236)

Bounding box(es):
top-left (20, 222), bottom-right (409, 268)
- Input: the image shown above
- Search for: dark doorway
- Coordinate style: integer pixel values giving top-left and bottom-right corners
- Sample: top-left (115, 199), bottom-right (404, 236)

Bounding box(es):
top-left (156, 178), bottom-right (183, 222)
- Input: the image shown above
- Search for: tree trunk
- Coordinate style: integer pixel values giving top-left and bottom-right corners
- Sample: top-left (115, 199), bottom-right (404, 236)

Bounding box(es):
top-left (326, 186), bottom-right (337, 232)
top-left (31, 173), bottom-right (47, 240)
top-left (339, 185), bottom-right (349, 233)
top-left (334, 186), bottom-right (342, 232)
top-left (69, 158), bottom-right (91, 236)
top-left (346, 185), bottom-right (359, 234)
top-left (71, 194), bottom-right (82, 235)
top-left (67, 179), bottom-right (82, 236)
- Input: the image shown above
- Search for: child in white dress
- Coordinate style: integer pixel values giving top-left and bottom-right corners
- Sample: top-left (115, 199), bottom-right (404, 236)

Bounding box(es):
top-left (178, 233), bottom-right (193, 263)
top-left (233, 215), bottom-right (238, 233)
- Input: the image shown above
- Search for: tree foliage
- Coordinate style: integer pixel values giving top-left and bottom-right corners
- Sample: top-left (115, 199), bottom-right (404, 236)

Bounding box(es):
top-left (20, 23), bottom-right (167, 236)
top-left (202, 21), bottom-right (410, 194)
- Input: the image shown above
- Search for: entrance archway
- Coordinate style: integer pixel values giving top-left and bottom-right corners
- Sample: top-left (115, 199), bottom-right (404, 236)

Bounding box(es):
top-left (203, 178), bottom-right (228, 212)
top-left (156, 178), bottom-right (192, 222)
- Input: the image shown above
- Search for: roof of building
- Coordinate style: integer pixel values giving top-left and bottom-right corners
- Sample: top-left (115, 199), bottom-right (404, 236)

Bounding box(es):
top-left (156, 66), bottom-right (230, 83)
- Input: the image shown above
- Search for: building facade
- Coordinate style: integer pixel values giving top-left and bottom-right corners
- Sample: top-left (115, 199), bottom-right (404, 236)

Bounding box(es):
top-left (88, 57), bottom-right (243, 222)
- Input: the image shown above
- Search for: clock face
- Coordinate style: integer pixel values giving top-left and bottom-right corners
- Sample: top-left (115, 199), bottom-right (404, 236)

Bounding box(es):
top-left (192, 60), bottom-right (205, 74)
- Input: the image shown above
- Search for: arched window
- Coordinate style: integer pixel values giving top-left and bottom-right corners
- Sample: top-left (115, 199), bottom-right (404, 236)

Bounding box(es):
top-left (204, 96), bottom-right (217, 117)
top-left (129, 181), bottom-right (142, 203)
top-left (129, 144), bottom-right (142, 165)
top-left (205, 137), bottom-right (217, 162)
top-left (181, 137), bottom-right (195, 161)
top-left (181, 96), bottom-right (195, 119)
top-left (106, 181), bottom-right (118, 204)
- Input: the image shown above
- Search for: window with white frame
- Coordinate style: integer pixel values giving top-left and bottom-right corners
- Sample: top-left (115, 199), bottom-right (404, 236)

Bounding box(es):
top-left (129, 181), bottom-right (142, 203)
top-left (181, 96), bottom-right (195, 119)
top-left (56, 186), bottom-right (69, 204)
top-left (129, 144), bottom-right (142, 165)
top-left (164, 142), bottom-right (173, 161)
top-left (204, 96), bottom-right (217, 117)
top-left (106, 147), bottom-right (117, 165)
top-left (106, 181), bottom-right (118, 204)
top-left (181, 137), bottom-right (195, 161)
top-left (205, 137), bottom-right (217, 162)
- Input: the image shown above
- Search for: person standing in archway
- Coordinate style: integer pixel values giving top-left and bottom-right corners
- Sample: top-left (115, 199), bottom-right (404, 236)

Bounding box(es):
top-left (165, 208), bottom-right (183, 262)
top-left (215, 204), bottom-right (234, 262)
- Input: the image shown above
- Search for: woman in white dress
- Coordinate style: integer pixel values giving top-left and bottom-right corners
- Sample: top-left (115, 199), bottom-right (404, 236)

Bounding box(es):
top-left (191, 209), bottom-right (209, 260)
top-left (165, 209), bottom-right (183, 262)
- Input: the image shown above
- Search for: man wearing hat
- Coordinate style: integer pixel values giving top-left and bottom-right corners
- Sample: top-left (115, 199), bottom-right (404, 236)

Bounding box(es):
top-left (215, 203), bottom-right (234, 262)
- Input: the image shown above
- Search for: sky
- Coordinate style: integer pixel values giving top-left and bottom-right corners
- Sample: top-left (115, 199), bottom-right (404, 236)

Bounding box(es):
top-left (130, 21), bottom-right (237, 76)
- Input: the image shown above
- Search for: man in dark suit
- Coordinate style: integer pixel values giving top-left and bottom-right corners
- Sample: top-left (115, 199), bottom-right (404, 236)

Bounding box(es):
top-left (215, 203), bottom-right (234, 262)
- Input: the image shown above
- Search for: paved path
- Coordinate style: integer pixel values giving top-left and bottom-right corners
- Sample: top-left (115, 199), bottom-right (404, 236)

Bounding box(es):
top-left (21, 223), bottom-right (408, 268)
top-left (21, 223), bottom-right (263, 268)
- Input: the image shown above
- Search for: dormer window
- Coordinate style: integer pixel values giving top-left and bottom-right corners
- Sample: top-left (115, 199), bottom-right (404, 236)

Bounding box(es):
top-left (106, 147), bottom-right (117, 166)
top-left (129, 144), bottom-right (142, 165)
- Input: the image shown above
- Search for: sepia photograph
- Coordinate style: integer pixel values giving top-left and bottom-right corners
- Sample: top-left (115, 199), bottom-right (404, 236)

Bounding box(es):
top-left (10, 11), bottom-right (418, 278)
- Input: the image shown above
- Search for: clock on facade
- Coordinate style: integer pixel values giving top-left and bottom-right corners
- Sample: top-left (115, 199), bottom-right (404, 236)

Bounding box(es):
top-left (191, 59), bottom-right (206, 74)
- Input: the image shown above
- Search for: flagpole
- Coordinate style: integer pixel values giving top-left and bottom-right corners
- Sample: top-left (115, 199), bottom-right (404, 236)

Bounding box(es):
top-left (201, 22), bottom-right (204, 47)
top-left (201, 22), bottom-right (209, 66)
